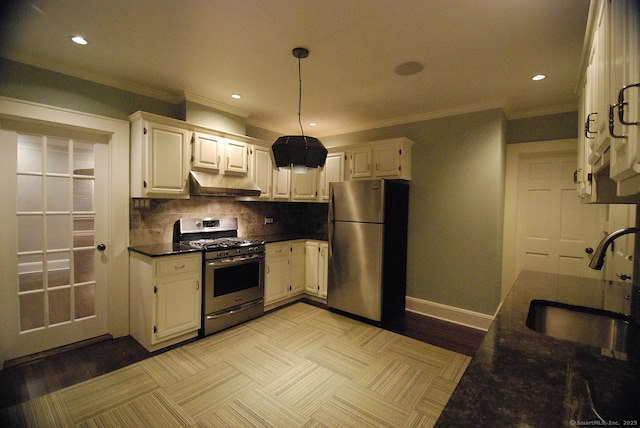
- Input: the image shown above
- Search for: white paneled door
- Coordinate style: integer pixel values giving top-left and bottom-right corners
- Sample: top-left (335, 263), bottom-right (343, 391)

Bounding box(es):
top-left (516, 153), bottom-right (602, 278)
top-left (2, 131), bottom-right (109, 359)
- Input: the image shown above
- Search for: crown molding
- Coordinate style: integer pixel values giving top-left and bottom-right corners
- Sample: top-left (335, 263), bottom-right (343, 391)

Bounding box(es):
top-left (182, 91), bottom-right (251, 118)
top-left (506, 103), bottom-right (578, 120)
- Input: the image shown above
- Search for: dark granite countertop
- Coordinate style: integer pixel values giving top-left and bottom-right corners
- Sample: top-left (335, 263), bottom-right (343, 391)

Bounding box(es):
top-left (128, 235), bottom-right (327, 257)
top-left (128, 243), bottom-right (201, 257)
top-left (436, 270), bottom-right (640, 427)
top-left (250, 233), bottom-right (328, 243)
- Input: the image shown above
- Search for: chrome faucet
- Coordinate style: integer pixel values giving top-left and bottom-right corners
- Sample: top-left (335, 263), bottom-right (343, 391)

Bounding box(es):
top-left (588, 227), bottom-right (640, 270)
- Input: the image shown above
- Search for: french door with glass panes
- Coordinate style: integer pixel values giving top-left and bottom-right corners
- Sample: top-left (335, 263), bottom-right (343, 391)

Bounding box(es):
top-left (10, 132), bottom-right (109, 357)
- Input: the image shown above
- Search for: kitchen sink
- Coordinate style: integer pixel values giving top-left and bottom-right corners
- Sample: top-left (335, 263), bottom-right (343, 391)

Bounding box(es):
top-left (526, 299), bottom-right (638, 355)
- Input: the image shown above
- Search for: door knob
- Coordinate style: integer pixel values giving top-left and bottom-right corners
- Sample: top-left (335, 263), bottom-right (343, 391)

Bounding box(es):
top-left (618, 273), bottom-right (631, 281)
top-left (585, 247), bottom-right (594, 254)
top-left (97, 244), bottom-right (106, 251)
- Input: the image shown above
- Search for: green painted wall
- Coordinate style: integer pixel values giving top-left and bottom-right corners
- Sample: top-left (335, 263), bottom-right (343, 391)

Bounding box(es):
top-left (0, 58), bottom-right (180, 120)
top-left (323, 109), bottom-right (507, 315)
top-left (507, 111), bottom-right (578, 143)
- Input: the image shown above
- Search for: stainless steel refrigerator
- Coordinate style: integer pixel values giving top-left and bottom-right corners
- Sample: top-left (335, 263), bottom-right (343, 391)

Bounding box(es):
top-left (327, 178), bottom-right (409, 323)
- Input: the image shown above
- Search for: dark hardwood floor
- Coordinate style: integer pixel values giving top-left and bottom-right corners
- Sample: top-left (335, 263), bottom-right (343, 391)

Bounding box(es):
top-left (0, 306), bottom-right (485, 409)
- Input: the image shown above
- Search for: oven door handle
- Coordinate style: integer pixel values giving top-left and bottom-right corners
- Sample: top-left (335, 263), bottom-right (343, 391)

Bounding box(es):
top-left (207, 253), bottom-right (264, 267)
top-left (206, 299), bottom-right (264, 320)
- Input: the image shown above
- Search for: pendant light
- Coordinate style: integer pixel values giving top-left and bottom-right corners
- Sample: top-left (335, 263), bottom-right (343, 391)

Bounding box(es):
top-left (272, 47), bottom-right (327, 174)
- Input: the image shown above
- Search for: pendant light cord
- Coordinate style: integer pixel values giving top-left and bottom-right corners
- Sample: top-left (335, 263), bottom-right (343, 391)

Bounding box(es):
top-left (297, 55), bottom-right (305, 137)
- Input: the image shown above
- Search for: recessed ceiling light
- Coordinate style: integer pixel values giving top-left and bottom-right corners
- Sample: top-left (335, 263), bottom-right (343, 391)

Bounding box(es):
top-left (231, 93), bottom-right (241, 99)
top-left (532, 74), bottom-right (546, 81)
top-left (309, 122), bottom-right (317, 126)
top-left (71, 36), bottom-right (88, 45)
top-left (394, 61), bottom-right (424, 76)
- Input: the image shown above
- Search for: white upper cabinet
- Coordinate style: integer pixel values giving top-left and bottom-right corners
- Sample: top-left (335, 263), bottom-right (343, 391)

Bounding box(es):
top-left (192, 132), bottom-right (248, 175)
top-left (318, 152), bottom-right (344, 202)
top-left (291, 169), bottom-right (318, 201)
top-left (130, 112), bottom-right (191, 198)
top-left (346, 138), bottom-right (413, 181)
top-left (272, 167), bottom-right (291, 200)
top-left (349, 147), bottom-right (373, 179)
top-left (579, 0), bottom-right (640, 197)
top-left (373, 142), bottom-right (405, 177)
top-left (224, 139), bottom-right (249, 175)
top-left (607, 0), bottom-right (639, 191)
top-left (250, 145), bottom-right (273, 199)
top-left (192, 132), bottom-right (223, 172)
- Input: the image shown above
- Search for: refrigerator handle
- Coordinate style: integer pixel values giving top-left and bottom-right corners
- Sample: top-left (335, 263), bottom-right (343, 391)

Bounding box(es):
top-left (328, 185), bottom-right (335, 258)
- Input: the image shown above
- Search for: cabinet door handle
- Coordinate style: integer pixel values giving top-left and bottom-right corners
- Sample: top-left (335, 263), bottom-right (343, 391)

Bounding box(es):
top-left (585, 112), bottom-right (597, 139)
top-left (196, 280), bottom-right (200, 290)
top-left (609, 104), bottom-right (627, 139)
top-left (617, 83), bottom-right (640, 126)
top-left (175, 264), bottom-right (185, 269)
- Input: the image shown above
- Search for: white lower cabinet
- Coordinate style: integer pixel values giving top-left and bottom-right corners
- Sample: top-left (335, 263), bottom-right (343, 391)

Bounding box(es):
top-left (265, 241), bottom-right (305, 307)
top-left (305, 241), bottom-right (328, 298)
top-left (130, 252), bottom-right (201, 352)
top-left (266, 240), bottom-right (328, 309)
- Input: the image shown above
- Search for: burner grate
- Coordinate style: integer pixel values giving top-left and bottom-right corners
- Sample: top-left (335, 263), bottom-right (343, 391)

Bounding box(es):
top-left (184, 237), bottom-right (263, 250)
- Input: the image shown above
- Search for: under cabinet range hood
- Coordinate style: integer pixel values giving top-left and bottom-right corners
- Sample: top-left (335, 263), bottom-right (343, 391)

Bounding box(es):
top-left (190, 171), bottom-right (261, 197)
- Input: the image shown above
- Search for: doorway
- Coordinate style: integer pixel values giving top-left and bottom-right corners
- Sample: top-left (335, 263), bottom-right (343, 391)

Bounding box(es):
top-left (502, 139), bottom-right (607, 299)
top-left (13, 133), bottom-right (109, 355)
top-left (0, 98), bottom-right (130, 362)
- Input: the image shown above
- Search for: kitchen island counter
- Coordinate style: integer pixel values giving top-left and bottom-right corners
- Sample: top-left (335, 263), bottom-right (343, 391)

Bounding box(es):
top-left (436, 270), bottom-right (640, 427)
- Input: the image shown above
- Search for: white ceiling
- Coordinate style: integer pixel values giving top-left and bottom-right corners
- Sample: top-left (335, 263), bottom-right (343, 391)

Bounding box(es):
top-left (0, 0), bottom-right (591, 137)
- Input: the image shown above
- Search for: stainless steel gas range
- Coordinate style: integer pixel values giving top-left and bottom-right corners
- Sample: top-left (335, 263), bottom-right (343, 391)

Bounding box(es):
top-left (174, 217), bottom-right (265, 336)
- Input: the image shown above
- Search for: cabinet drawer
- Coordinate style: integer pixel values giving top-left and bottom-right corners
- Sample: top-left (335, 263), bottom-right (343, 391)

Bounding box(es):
top-left (155, 255), bottom-right (200, 276)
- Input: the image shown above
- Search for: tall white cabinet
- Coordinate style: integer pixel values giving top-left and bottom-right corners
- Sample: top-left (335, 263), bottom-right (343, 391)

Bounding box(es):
top-left (578, 0), bottom-right (640, 198)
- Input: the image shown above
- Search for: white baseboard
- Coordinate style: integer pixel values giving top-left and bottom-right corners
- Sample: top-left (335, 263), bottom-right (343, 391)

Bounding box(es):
top-left (405, 296), bottom-right (494, 331)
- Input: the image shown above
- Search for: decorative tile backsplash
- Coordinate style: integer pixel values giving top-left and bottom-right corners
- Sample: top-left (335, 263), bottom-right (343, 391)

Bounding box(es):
top-left (129, 197), bottom-right (328, 246)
